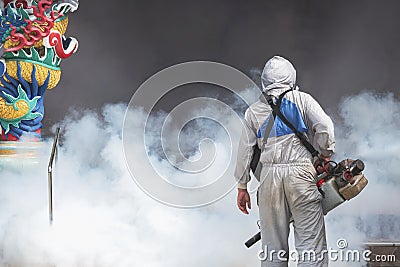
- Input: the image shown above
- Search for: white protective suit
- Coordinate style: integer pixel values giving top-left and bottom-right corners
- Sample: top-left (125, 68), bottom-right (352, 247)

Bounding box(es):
top-left (235, 56), bottom-right (335, 266)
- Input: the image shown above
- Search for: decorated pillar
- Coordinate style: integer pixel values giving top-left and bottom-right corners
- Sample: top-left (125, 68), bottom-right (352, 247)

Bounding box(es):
top-left (0, 0), bottom-right (79, 141)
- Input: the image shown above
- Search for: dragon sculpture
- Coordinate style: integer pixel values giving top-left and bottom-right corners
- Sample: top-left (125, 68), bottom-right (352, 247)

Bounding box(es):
top-left (0, 0), bottom-right (79, 141)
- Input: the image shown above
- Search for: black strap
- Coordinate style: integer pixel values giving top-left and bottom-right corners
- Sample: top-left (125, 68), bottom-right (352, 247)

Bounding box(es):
top-left (264, 89), bottom-right (319, 157)
top-left (250, 109), bottom-right (276, 173)
top-left (250, 90), bottom-right (288, 174)
top-left (261, 107), bottom-right (276, 145)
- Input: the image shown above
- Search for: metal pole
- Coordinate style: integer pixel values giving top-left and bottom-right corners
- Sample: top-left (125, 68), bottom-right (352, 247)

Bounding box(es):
top-left (48, 127), bottom-right (60, 225)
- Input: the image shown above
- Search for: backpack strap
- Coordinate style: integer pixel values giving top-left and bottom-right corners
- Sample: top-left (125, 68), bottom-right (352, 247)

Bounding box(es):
top-left (250, 89), bottom-right (292, 177)
top-left (250, 102), bottom-right (276, 174)
top-left (263, 89), bottom-right (319, 157)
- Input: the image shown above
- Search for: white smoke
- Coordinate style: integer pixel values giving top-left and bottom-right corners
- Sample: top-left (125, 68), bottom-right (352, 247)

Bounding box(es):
top-left (323, 92), bottom-right (400, 266)
top-left (0, 103), bottom-right (260, 267)
top-left (328, 91), bottom-right (400, 216)
top-left (0, 91), bottom-right (398, 266)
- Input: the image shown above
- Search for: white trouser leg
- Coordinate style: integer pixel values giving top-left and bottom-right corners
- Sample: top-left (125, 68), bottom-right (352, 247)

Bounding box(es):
top-left (258, 164), bottom-right (328, 267)
top-left (285, 165), bottom-right (328, 267)
top-left (258, 166), bottom-right (291, 267)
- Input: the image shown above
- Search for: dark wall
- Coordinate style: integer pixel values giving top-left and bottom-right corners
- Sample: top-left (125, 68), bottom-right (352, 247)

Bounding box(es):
top-left (43, 0), bottom-right (400, 128)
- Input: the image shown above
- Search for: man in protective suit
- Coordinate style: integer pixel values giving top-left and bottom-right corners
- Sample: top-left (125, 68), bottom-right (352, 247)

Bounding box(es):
top-left (235, 55), bottom-right (335, 266)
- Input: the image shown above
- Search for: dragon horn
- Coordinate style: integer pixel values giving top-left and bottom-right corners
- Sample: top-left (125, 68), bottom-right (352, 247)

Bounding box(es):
top-left (3, 0), bottom-right (13, 7)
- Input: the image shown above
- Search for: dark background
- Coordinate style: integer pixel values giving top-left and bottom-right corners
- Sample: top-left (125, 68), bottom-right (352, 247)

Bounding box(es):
top-left (43, 0), bottom-right (400, 129)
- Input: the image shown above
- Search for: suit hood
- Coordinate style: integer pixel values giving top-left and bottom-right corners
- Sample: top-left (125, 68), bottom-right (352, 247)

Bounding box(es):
top-left (261, 55), bottom-right (297, 92)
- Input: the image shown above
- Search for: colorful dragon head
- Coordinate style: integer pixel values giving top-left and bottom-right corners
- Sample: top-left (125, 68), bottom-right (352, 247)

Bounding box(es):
top-left (0, 0), bottom-right (79, 140)
top-left (0, 0), bottom-right (79, 89)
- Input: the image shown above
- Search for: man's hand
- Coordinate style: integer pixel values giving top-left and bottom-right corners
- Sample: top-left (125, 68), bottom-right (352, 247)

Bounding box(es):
top-left (314, 155), bottom-right (331, 174)
top-left (237, 188), bottom-right (251, 214)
